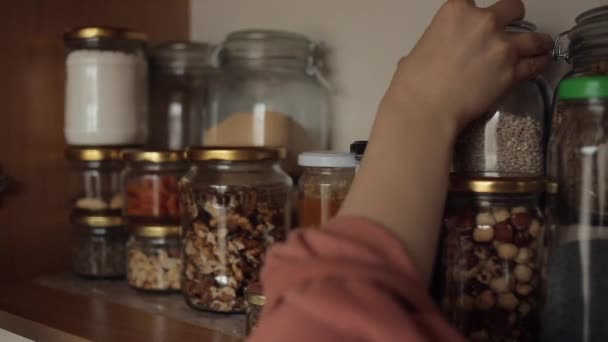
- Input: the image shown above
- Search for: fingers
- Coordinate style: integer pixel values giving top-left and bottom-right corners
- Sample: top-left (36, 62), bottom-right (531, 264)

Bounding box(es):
top-left (513, 54), bottom-right (551, 81)
top-left (487, 0), bottom-right (525, 27)
top-left (508, 32), bottom-right (554, 57)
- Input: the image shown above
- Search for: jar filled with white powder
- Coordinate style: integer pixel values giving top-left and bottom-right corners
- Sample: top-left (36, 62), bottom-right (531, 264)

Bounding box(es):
top-left (64, 26), bottom-right (148, 146)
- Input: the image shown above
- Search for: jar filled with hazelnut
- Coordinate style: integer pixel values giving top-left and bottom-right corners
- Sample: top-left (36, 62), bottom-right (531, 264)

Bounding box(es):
top-left (438, 174), bottom-right (548, 342)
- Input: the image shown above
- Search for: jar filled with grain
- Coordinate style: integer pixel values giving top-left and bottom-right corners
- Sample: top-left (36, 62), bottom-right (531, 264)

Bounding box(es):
top-left (205, 30), bottom-right (331, 177)
top-left (453, 21), bottom-right (550, 176)
top-left (297, 152), bottom-right (356, 227)
top-left (180, 147), bottom-right (292, 313)
top-left (439, 175), bottom-right (547, 342)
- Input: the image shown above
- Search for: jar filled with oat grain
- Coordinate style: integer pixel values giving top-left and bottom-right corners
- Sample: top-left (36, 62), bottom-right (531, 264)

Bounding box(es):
top-left (180, 147), bottom-right (292, 312)
top-left (127, 224), bottom-right (182, 292)
top-left (439, 174), bottom-right (548, 342)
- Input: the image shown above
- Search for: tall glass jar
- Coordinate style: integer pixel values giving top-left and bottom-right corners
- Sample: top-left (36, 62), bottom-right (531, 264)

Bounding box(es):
top-left (439, 175), bottom-right (547, 342)
top-left (127, 225), bottom-right (182, 292)
top-left (121, 150), bottom-right (187, 225)
top-left (297, 152), bottom-right (356, 227)
top-left (66, 148), bottom-right (124, 216)
top-left (543, 77), bottom-right (608, 341)
top-left (64, 26), bottom-right (148, 145)
top-left (72, 215), bottom-right (128, 278)
top-left (453, 21), bottom-right (550, 176)
top-left (180, 147), bottom-right (292, 313)
top-left (205, 29), bottom-right (331, 176)
top-left (148, 42), bottom-right (215, 150)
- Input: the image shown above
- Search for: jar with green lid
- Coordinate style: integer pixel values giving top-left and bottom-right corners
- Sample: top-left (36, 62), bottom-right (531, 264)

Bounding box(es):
top-left (245, 283), bottom-right (265, 336)
top-left (127, 225), bottom-right (182, 292)
top-left (439, 175), bottom-right (548, 342)
top-left (72, 215), bottom-right (128, 278)
top-left (66, 148), bottom-right (125, 216)
top-left (180, 147), bottom-right (292, 313)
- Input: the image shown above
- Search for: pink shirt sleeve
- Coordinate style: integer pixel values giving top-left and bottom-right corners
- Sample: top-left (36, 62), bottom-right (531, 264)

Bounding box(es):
top-left (249, 216), bottom-right (465, 342)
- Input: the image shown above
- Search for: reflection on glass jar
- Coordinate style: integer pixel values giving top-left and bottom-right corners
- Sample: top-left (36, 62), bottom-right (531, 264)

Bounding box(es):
top-left (180, 147), bottom-right (292, 313)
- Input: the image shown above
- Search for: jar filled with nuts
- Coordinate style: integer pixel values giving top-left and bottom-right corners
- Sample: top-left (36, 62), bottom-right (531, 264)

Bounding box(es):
top-left (66, 148), bottom-right (125, 216)
top-left (72, 215), bottom-right (128, 278)
top-left (127, 224), bottom-right (182, 292)
top-left (180, 147), bottom-right (292, 313)
top-left (245, 283), bottom-right (265, 336)
top-left (439, 175), bottom-right (548, 342)
top-left (121, 150), bottom-right (187, 225)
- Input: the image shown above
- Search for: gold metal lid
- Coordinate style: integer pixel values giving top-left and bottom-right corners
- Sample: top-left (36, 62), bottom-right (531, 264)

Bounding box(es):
top-left (66, 148), bottom-right (123, 161)
top-left (245, 284), bottom-right (265, 306)
top-left (72, 215), bottom-right (124, 228)
top-left (129, 225), bottom-right (182, 238)
top-left (121, 150), bottom-right (184, 163)
top-left (186, 147), bottom-right (284, 162)
top-left (449, 174), bottom-right (548, 194)
top-left (64, 26), bottom-right (147, 42)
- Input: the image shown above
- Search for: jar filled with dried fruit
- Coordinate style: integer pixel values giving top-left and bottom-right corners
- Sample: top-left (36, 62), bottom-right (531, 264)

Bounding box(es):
top-left (66, 147), bottom-right (125, 216)
top-left (297, 152), bottom-right (356, 227)
top-left (121, 150), bottom-right (187, 225)
top-left (245, 284), bottom-right (265, 336)
top-left (127, 224), bottom-right (182, 292)
top-left (439, 175), bottom-right (547, 342)
top-left (72, 215), bottom-right (128, 278)
top-left (180, 147), bottom-right (292, 312)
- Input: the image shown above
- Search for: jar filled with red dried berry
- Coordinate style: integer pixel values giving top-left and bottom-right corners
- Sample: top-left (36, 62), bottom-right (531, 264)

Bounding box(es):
top-left (439, 175), bottom-right (547, 342)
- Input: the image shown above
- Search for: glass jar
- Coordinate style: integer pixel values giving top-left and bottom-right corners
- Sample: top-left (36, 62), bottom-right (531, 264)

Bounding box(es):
top-left (64, 26), bottom-right (148, 145)
top-left (453, 21), bottom-right (550, 176)
top-left (66, 148), bottom-right (124, 216)
top-left (148, 42), bottom-right (216, 150)
top-left (72, 215), bottom-right (128, 278)
top-left (127, 225), bottom-right (182, 292)
top-left (297, 152), bottom-right (356, 227)
top-left (121, 150), bottom-right (187, 225)
top-left (543, 77), bottom-right (608, 341)
top-left (439, 175), bottom-right (547, 342)
top-left (205, 29), bottom-right (331, 176)
top-left (245, 284), bottom-right (265, 336)
top-left (180, 147), bottom-right (292, 313)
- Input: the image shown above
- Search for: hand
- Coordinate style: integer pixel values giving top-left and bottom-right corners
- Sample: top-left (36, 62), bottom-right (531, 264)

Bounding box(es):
top-left (390, 0), bottom-right (553, 132)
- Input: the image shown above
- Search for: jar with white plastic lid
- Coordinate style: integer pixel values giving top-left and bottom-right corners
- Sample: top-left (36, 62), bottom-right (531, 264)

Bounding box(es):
top-left (64, 26), bottom-right (148, 145)
top-left (297, 152), bottom-right (356, 227)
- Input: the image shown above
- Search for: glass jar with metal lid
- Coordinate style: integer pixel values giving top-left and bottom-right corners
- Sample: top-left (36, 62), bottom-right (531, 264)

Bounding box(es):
top-left (72, 215), bottom-right (128, 278)
top-left (297, 152), bottom-right (356, 227)
top-left (453, 21), bottom-right (551, 176)
top-left (245, 283), bottom-right (266, 336)
top-left (180, 147), bottom-right (292, 313)
top-left (127, 224), bottom-right (182, 292)
top-left (439, 174), bottom-right (548, 342)
top-left (205, 29), bottom-right (331, 176)
top-left (66, 147), bottom-right (125, 216)
top-left (148, 41), bottom-right (216, 150)
top-left (64, 26), bottom-right (148, 145)
top-left (121, 150), bottom-right (187, 225)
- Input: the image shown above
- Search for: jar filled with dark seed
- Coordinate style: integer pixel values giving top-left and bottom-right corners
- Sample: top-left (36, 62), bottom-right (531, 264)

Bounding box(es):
top-left (439, 174), bottom-right (548, 342)
top-left (245, 283), bottom-right (265, 336)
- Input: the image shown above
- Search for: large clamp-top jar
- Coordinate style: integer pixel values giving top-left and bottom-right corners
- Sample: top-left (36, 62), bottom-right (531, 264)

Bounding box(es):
top-left (205, 30), bottom-right (331, 177)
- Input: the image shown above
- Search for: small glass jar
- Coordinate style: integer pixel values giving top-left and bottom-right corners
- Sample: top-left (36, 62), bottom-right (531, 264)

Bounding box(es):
top-left (64, 26), bottom-right (148, 145)
top-left (72, 215), bottom-right (128, 278)
top-left (453, 21), bottom-right (550, 176)
top-left (439, 175), bottom-right (547, 342)
top-left (245, 284), bottom-right (265, 336)
top-left (148, 41), bottom-right (216, 150)
top-left (180, 147), bottom-right (292, 313)
top-left (66, 148), bottom-right (124, 216)
top-left (127, 225), bottom-right (182, 292)
top-left (297, 152), bottom-right (356, 227)
top-left (121, 150), bottom-right (187, 225)
top-left (205, 29), bottom-right (331, 176)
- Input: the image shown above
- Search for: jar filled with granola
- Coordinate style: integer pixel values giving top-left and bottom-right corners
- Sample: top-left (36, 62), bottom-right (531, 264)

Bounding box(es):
top-left (72, 215), bottom-right (128, 278)
top-left (297, 152), bottom-right (356, 227)
top-left (66, 147), bottom-right (125, 216)
top-left (121, 150), bottom-right (187, 225)
top-left (245, 283), bottom-right (265, 336)
top-left (127, 224), bottom-right (182, 292)
top-left (439, 175), bottom-right (547, 342)
top-left (180, 147), bottom-right (292, 312)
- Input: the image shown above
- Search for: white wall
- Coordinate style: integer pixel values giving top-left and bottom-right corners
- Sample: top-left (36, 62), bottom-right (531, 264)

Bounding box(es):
top-left (191, 0), bottom-right (607, 150)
